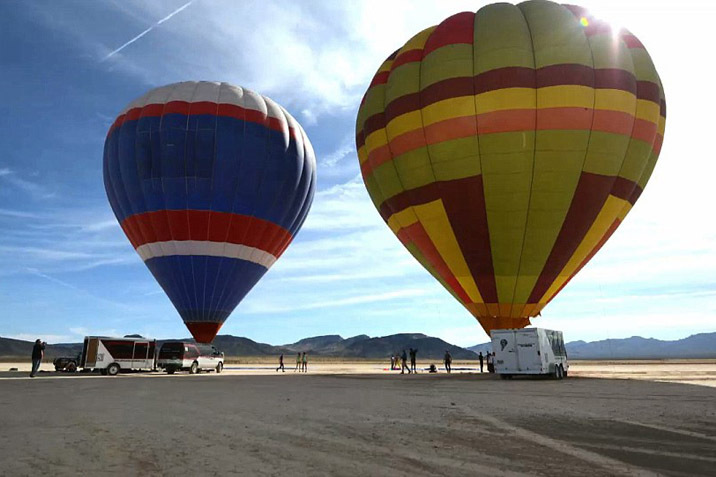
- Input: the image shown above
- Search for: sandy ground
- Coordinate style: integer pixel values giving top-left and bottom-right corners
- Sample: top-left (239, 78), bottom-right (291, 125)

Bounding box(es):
top-left (0, 362), bottom-right (715, 476)
top-left (5, 359), bottom-right (716, 387)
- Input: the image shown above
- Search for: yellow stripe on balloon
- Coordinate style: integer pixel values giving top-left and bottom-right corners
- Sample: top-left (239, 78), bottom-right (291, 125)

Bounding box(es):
top-left (635, 99), bottom-right (661, 123)
top-left (357, 144), bottom-right (368, 164)
top-left (387, 206), bottom-right (419, 234)
top-left (364, 128), bottom-right (389, 155)
top-left (475, 87), bottom-right (536, 114)
top-left (422, 96), bottom-right (475, 127)
top-left (594, 89), bottom-right (636, 115)
top-left (386, 110), bottom-right (423, 138)
top-left (402, 26), bottom-right (436, 51)
top-left (538, 194), bottom-right (631, 305)
top-left (412, 200), bottom-right (484, 304)
top-left (537, 85), bottom-right (594, 109)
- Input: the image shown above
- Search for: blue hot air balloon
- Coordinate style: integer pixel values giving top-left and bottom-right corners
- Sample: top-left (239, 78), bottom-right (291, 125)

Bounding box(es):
top-left (104, 81), bottom-right (316, 342)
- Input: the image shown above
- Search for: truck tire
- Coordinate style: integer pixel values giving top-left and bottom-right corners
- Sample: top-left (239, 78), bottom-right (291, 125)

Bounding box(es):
top-left (189, 361), bottom-right (199, 374)
top-left (67, 362), bottom-right (77, 373)
top-left (107, 363), bottom-right (121, 376)
top-left (216, 362), bottom-right (223, 374)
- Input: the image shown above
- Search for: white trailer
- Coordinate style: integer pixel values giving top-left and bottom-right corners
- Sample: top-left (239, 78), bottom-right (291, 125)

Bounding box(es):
top-left (80, 336), bottom-right (157, 376)
top-left (491, 328), bottom-right (568, 379)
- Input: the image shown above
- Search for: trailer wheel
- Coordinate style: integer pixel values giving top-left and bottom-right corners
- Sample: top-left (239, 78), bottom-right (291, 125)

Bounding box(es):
top-left (67, 362), bottom-right (77, 373)
top-left (189, 361), bottom-right (199, 374)
top-left (107, 363), bottom-right (121, 376)
top-left (554, 365), bottom-right (564, 380)
top-left (216, 362), bottom-right (223, 374)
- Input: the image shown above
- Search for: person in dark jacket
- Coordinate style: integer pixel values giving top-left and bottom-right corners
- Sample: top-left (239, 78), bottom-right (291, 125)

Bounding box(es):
top-left (400, 349), bottom-right (411, 374)
top-left (409, 348), bottom-right (418, 373)
top-left (478, 351), bottom-right (484, 373)
top-left (30, 339), bottom-right (46, 377)
top-left (444, 350), bottom-right (452, 373)
top-left (276, 354), bottom-right (285, 372)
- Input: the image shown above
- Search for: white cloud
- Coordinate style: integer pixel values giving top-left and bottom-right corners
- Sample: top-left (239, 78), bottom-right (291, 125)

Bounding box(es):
top-left (244, 287), bottom-right (431, 314)
top-left (0, 169), bottom-right (56, 200)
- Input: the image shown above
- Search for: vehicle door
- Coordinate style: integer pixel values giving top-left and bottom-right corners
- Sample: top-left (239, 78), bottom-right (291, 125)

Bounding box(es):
top-left (199, 346), bottom-right (215, 369)
top-left (83, 338), bottom-right (100, 368)
top-left (185, 345), bottom-right (200, 368)
top-left (132, 341), bottom-right (149, 369)
top-left (493, 331), bottom-right (518, 372)
top-left (515, 330), bottom-right (541, 372)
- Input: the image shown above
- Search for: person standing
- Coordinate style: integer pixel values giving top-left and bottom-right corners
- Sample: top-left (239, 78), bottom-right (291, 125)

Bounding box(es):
top-left (478, 351), bottom-right (484, 373)
top-left (30, 339), bottom-right (45, 377)
top-left (294, 352), bottom-right (301, 372)
top-left (486, 352), bottom-right (494, 373)
top-left (301, 352), bottom-right (308, 372)
top-left (400, 349), bottom-right (411, 374)
top-left (409, 348), bottom-right (418, 373)
top-left (390, 354), bottom-right (395, 371)
top-left (444, 350), bottom-right (452, 373)
top-left (276, 353), bottom-right (285, 372)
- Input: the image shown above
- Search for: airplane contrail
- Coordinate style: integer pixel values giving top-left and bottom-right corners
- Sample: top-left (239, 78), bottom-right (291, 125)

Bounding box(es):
top-left (102, 1), bottom-right (193, 61)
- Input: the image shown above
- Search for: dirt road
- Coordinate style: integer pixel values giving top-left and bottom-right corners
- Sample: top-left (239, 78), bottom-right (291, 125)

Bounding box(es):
top-left (1, 372), bottom-right (715, 476)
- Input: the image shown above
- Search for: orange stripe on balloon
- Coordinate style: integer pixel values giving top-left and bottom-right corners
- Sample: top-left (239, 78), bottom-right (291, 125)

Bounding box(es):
top-left (537, 107), bottom-right (592, 130)
top-left (362, 108), bottom-right (659, 178)
top-left (631, 118), bottom-right (658, 144)
top-left (592, 109), bottom-right (634, 135)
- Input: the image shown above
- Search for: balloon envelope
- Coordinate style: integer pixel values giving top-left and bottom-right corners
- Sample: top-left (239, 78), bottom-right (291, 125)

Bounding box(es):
top-left (356, 1), bottom-right (665, 334)
top-left (104, 81), bottom-right (316, 342)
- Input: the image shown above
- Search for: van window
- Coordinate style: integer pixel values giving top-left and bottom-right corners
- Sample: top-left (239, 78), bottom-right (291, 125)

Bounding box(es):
top-left (159, 342), bottom-right (184, 359)
top-left (184, 345), bottom-right (200, 359)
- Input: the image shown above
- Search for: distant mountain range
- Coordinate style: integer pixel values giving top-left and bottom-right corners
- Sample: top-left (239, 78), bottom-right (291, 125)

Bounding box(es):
top-left (216, 333), bottom-right (476, 359)
top-left (0, 333), bottom-right (476, 360)
top-left (468, 332), bottom-right (716, 359)
top-left (2, 332), bottom-right (714, 361)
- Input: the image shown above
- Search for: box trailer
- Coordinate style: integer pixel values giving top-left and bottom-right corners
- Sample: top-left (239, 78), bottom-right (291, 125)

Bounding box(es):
top-left (491, 328), bottom-right (568, 379)
top-left (80, 336), bottom-right (157, 376)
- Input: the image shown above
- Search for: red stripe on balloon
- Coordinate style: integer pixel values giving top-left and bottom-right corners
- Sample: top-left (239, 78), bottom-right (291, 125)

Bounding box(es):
top-left (397, 222), bottom-right (472, 305)
top-left (122, 210), bottom-right (292, 257)
top-left (545, 218), bottom-right (622, 306)
top-left (108, 101), bottom-right (295, 138)
top-left (527, 172), bottom-right (616, 304)
top-left (380, 176), bottom-right (498, 304)
top-left (423, 12), bottom-right (475, 57)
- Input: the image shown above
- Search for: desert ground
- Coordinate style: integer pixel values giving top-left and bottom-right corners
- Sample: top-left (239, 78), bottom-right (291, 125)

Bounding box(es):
top-left (0, 360), bottom-right (714, 476)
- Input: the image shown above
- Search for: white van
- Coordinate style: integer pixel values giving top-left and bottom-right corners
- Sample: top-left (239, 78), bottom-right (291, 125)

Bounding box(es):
top-left (491, 328), bottom-right (568, 379)
top-left (80, 336), bottom-right (157, 376)
top-left (157, 342), bottom-right (224, 374)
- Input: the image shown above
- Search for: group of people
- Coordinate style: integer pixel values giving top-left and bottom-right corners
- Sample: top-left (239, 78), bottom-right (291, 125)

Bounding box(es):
top-left (478, 351), bottom-right (496, 373)
top-left (276, 352), bottom-right (309, 372)
top-left (387, 349), bottom-right (497, 375)
top-left (389, 348), bottom-right (418, 374)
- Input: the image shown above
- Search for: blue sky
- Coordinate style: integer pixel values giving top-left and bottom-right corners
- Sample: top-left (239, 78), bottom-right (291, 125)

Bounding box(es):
top-left (1, 0), bottom-right (714, 347)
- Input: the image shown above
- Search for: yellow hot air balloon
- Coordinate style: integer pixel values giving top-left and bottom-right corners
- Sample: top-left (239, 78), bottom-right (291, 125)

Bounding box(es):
top-left (355, 1), bottom-right (665, 335)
